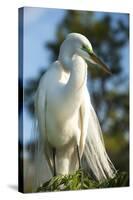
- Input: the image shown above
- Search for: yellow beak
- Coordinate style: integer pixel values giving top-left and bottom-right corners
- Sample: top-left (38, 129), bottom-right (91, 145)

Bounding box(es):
top-left (89, 52), bottom-right (112, 75)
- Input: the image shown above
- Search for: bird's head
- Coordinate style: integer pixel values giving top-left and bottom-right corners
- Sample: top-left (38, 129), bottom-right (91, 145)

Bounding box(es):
top-left (62, 33), bottom-right (111, 74)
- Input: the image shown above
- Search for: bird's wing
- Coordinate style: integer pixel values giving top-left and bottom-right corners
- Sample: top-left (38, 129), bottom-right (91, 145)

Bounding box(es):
top-left (79, 88), bottom-right (90, 157)
top-left (33, 73), bottom-right (53, 190)
top-left (80, 88), bottom-right (116, 181)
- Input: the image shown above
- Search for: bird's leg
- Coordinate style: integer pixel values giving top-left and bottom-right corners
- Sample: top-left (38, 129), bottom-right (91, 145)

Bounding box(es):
top-left (76, 145), bottom-right (81, 169)
top-left (53, 148), bottom-right (56, 176)
top-left (76, 145), bottom-right (83, 188)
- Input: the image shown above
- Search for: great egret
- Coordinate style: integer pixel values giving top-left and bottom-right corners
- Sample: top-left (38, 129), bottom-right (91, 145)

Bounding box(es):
top-left (34, 33), bottom-right (116, 190)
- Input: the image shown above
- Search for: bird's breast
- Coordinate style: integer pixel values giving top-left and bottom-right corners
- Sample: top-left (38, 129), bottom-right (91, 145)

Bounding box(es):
top-left (46, 108), bottom-right (80, 149)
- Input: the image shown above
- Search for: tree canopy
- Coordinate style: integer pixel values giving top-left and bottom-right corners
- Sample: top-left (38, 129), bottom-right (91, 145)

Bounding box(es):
top-left (24, 10), bottom-right (129, 175)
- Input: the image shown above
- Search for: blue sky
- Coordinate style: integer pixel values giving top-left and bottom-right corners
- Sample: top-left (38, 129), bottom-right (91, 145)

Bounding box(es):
top-left (22, 7), bottom-right (129, 144)
top-left (23, 7), bottom-right (66, 82)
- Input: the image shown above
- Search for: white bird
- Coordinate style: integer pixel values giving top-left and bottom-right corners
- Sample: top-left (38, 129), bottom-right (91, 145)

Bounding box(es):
top-left (33, 33), bottom-right (116, 190)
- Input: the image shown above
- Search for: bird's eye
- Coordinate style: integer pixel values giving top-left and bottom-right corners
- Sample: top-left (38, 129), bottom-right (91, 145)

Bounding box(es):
top-left (81, 45), bottom-right (93, 54)
top-left (82, 45), bottom-right (87, 51)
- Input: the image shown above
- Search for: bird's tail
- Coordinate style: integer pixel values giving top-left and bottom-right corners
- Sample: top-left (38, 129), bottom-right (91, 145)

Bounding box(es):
top-left (82, 104), bottom-right (116, 182)
top-left (32, 119), bottom-right (52, 192)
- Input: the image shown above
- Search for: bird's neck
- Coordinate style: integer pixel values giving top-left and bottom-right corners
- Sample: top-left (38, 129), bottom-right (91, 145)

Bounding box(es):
top-left (59, 52), bottom-right (87, 110)
top-left (59, 48), bottom-right (87, 90)
top-left (66, 55), bottom-right (87, 92)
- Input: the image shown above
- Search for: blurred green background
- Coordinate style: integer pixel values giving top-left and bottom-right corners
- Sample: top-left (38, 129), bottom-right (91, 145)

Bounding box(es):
top-left (19, 8), bottom-right (129, 192)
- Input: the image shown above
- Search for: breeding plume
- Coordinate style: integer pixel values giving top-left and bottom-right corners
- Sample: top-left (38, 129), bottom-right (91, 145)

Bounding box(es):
top-left (34, 33), bottom-right (116, 189)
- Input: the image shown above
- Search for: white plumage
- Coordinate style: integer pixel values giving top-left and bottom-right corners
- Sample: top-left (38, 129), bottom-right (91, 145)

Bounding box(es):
top-left (33, 33), bottom-right (116, 190)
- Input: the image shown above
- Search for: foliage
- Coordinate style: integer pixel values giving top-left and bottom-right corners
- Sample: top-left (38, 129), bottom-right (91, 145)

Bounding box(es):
top-left (37, 170), bottom-right (129, 192)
